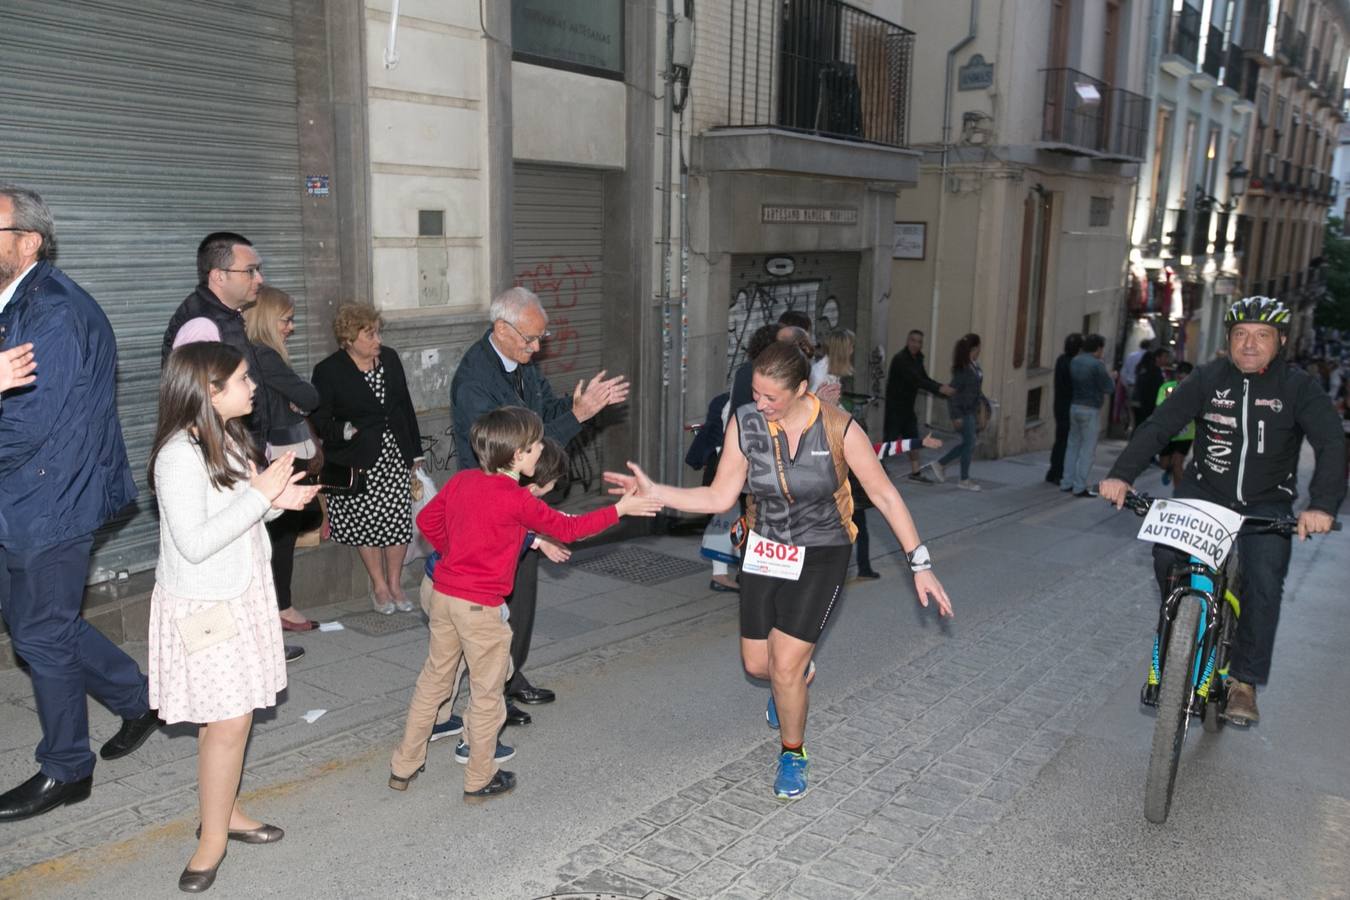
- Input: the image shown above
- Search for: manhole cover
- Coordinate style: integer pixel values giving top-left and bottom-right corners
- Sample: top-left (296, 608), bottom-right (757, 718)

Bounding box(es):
top-left (570, 547), bottom-right (705, 585)
top-left (341, 610), bottom-right (424, 636)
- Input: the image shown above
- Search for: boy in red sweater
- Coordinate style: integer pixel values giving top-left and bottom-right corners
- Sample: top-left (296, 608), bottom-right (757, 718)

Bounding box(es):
top-left (389, 408), bottom-right (659, 800)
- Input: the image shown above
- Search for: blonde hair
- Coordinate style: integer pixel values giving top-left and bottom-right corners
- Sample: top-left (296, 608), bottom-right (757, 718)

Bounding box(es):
top-left (333, 304), bottom-right (382, 349)
top-left (244, 286), bottom-right (294, 363)
top-left (825, 329), bottom-right (855, 378)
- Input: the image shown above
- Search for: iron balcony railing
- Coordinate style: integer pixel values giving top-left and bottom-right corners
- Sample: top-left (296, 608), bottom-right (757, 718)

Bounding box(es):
top-left (1169, 4), bottom-right (1203, 64)
top-left (717, 0), bottom-right (915, 148)
top-left (1041, 69), bottom-right (1147, 159)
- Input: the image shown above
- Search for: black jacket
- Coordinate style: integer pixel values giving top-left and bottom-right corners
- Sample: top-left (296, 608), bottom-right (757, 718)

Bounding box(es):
top-left (1107, 356), bottom-right (1346, 514)
top-left (450, 329), bottom-right (581, 470)
top-left (884, 348), bottom-right (943, 439)
top-left (162, 285), bottom-right (270, 444)
top-left (311, 346), bottom-right (422, 469)
top-left (252, 343), bottom-right (320, 448)
top-left (1053, 352), bottom-right (1074, 419)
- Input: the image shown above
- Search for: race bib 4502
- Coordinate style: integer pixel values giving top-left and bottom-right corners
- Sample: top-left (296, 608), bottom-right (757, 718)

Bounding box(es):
top-left (741, 529), bottom-right (805, 581)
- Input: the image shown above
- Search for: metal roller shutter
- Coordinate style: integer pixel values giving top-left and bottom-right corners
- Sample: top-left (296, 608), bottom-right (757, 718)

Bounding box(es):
top-left (0, 0), bottom-right (308, 581)
top-left (511, 164), bottom-right (607, 497)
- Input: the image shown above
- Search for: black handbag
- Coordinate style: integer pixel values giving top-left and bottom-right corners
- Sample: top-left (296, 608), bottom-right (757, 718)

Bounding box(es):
top-left (309, 461), bottom-right (366, 495)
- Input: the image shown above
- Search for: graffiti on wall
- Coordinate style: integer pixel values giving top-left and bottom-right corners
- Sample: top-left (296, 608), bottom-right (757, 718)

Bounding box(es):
top-left (726, 279), bottom-right (824, 379)
top-left (515, 257), bottom-right (595, 375)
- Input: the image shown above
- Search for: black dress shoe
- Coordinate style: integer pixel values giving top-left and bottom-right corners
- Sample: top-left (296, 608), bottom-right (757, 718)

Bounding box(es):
top-left (463, 770), bottom-right (516, 802)
top-left (100, 709), bottom-right (161, 761)
top-left (504, 702), bottom-right (532, 727)
top-left (178, 848), bottom-right (226, 893)
top-left (0, 771), bottom-right (92, 821)
top-left (284, 644), bottom-right (305, 662)
top-left (510, 685), bottom-right (555, 705)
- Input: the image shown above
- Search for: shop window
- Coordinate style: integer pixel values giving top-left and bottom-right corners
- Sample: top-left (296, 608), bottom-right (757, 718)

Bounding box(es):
top-left (512, 0), bottom-right (624, 79)
top-left (1026, 386), bottom-right (1043, 424)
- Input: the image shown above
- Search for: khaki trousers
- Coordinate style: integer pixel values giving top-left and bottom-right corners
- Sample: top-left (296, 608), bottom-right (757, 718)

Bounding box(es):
top-left (391, 588), bottom-right (512, 792)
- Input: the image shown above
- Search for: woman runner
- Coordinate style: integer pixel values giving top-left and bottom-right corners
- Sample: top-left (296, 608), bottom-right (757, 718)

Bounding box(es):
top-left (605, 342), bottom-right (952, 799)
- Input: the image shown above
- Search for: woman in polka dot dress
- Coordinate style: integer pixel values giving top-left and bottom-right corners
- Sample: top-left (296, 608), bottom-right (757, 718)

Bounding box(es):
top-left (311, 304), bottom-right (424, 614)
top-left (147, 343), bottom-right (319, 892)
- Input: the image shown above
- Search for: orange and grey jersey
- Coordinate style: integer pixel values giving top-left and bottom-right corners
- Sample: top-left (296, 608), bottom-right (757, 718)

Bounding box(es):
top-left (736, 397), bottom-right (857, 547)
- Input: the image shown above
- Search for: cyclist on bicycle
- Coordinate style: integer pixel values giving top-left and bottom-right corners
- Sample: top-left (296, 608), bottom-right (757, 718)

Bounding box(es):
top-left (1099, 296), bottom-right (1345, 726)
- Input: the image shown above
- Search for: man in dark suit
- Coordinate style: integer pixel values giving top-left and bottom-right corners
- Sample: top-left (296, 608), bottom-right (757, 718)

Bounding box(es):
top-left (0, 185), bottom-right (158, 822)
top-left (451, 287), bottom-right (628, 722)
top-left (883, 329), bottom-right (954, 482)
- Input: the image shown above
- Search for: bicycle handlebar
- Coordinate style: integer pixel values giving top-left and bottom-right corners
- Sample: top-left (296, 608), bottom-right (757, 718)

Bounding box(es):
top-left (1121, 491), bottom-right (1343, 535)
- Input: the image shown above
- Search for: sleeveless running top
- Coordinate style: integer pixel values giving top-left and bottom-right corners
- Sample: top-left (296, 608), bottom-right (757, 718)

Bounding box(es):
top-left (736, 396), bottom-right (857, 547)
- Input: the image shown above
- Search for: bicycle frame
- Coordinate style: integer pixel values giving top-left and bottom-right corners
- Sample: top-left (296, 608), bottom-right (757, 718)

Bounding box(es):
top-left (1142, 560), bottom-right (1239, 717)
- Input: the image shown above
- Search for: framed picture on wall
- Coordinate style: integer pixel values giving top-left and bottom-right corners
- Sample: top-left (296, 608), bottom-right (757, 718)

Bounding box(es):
top-left (893, 222), bottom-right (926, 260)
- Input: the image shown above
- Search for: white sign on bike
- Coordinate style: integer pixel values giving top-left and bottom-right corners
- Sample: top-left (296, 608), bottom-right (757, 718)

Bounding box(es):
top-left (741, 529), bottom-right (805, 581)
top-left (1136, 498), bottom-right (1245, 571)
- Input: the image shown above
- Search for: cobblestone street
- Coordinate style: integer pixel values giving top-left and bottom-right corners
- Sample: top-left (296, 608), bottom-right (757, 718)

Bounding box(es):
top-left (2, 445), bottom-right (1346, 899)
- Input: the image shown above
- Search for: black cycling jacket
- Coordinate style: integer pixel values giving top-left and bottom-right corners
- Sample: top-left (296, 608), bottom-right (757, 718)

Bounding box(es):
top-left (1106, 355), bottom-right (1346, 515)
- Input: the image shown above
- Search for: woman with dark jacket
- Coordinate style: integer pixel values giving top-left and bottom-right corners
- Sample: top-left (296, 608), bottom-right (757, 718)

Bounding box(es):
top-left (312, 304), bottom-right (423, 615)
top-left (928, 333), bottom-right (984, 491)
top-left (244, 287), bottom-right (322, 630)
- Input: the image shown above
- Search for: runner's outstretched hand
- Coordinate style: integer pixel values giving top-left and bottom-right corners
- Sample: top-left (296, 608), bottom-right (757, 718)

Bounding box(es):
top-left (914, 570), bottom-right (953, 618)
top-left (604, 461), bottom-right (655, 497)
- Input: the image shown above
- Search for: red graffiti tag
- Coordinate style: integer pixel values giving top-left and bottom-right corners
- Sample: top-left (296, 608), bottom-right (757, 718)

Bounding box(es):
top-left (515, 257), bottom-right (593, 310)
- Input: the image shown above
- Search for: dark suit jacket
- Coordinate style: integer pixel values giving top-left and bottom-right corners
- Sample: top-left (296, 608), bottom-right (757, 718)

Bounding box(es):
top-left (0, 261), bottom-right (136, 547)
top-left (450, 329), bottom-right (581, 470)
top-left (311, 346), bottom-right (421, 469)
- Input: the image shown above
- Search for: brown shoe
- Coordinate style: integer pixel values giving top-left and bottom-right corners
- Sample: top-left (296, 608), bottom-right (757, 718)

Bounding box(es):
top-left (1222, 679), bottom-right (1259, 726)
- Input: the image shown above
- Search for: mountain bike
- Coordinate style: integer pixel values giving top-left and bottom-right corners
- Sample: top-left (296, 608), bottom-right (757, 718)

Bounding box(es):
top-left (1120, 491), bottom-right (1340, 824)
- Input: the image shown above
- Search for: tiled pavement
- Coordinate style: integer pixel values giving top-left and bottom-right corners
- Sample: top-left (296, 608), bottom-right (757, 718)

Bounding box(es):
top-left (551, 551), bottom-right (1148, 899)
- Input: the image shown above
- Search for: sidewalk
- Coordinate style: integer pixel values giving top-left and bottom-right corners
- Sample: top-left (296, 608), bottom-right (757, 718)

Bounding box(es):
top-left (0, 441), bottom-right (1215, 898)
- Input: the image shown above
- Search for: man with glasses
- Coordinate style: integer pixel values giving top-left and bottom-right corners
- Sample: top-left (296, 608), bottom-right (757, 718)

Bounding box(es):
top-left (451, 286), bottom-right (629, 723)
top-left (162, 231), bottom-right (271, 447)
top-left (0, 185), bottom-right (158, 822)
top-left (162, 232), bottom-right (303, 662)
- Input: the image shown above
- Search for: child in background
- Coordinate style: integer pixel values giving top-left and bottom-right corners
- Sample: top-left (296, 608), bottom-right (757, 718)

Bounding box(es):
top-left (422, 438), bottom-right (572, 752)
top-left (1156, 361), bottom-right (1195, 489)
top-left (389, 410), bottom-right (660, 801)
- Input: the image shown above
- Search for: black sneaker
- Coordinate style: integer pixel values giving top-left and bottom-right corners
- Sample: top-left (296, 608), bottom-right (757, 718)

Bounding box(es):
top-left (464, 770), bottom-right (516, 802)
top-left (1074, 489), bottom-right (1099, 498)
top-left (284, 644), bottom-right (305, 662)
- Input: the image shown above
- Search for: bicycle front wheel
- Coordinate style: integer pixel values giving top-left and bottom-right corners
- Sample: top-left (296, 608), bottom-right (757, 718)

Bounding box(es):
top-left (1144, 596), bottom-right (1202, 824)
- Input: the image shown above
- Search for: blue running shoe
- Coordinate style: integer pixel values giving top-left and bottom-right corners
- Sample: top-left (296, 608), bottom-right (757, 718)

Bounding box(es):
top-left (765, 660), bottom-right (815, 730)
top-left (429, 715), bottom-right (464, 742)
top-left (774, 750), bottom-right (809, 799)
top-left (454, 739), bottom-right (515, 764)
top-left (1161, 469), bottom-right (1172, 486)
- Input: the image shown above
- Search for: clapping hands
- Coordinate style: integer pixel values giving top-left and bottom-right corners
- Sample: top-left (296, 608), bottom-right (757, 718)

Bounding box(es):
top-left (573, 369), bottom-right (631, 422)
top-left (249, 452), bottom-right (321, 510)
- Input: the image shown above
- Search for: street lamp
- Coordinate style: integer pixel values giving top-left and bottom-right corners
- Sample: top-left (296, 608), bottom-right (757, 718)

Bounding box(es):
top-left (1195, 163), bottom-right (1251, 213)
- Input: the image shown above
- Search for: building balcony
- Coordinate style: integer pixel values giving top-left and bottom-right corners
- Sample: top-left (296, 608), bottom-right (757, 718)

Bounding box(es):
top-left (696, 0), bottom-right (918, 182)
top-left (1040, 69), bottom-right (1147, 160)
top-left (1237, 1), bottom-right (1269, 55)
top-left (1201, 25), bottom-right (1225, 79)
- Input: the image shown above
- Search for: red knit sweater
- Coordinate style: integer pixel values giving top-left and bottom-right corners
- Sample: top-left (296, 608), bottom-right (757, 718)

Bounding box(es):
top-left (416, 469), bottom-right (619, 604)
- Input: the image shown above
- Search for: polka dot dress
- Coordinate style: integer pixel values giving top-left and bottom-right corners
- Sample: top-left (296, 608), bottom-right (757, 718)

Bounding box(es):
top-left (148, 525), bottom-right (286, 724)
top-left (327, 363), bottom-right (413, 548)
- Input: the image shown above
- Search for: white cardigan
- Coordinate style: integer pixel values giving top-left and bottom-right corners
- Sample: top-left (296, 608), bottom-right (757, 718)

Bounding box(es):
top-left (154, 431), bottom-right (280, 600)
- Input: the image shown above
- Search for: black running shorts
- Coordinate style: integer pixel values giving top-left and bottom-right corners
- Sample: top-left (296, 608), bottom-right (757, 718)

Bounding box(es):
top-left (739, 544), bottom-right (852, 643)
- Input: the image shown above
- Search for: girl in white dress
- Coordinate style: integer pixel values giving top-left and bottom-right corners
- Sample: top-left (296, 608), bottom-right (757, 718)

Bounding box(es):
top-left (147, 343), bottom-right (318, 892)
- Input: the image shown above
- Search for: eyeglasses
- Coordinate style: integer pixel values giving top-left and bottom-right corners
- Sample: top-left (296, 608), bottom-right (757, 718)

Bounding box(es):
top-left (279, 316), bottom-right (295, 325)
top-left (220, 265), bottom-right (264, 278)
top-left (503, 319), bottom-right (551, 346)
